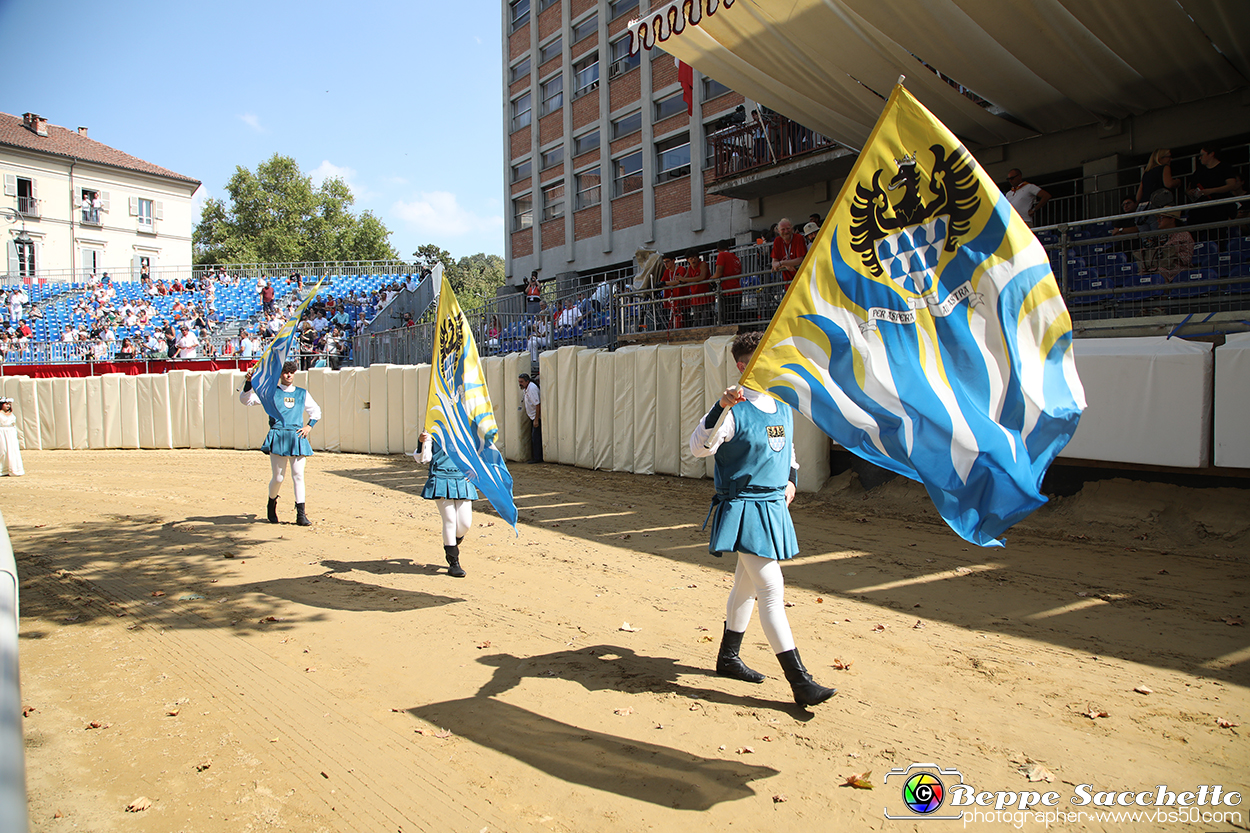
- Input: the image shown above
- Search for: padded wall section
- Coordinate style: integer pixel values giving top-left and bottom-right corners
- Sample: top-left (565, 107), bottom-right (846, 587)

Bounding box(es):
top-left (100, 374), bottom-right (121, 449)
top-left (483, 357), bottom-right (507, 460)
top-left (150, 375), bottom-right (172, 450)
top-left (49, 379), bottom-right (71, 449)
top-left (1063, 337), bottom-right (1213, 468)
top-left (168, 370), bottom-right (189, 448)
top-left (654, 346), bottom-right (682, 475)
top-left (678, 345), bottom-right (706, 479)
top-left (207, 371), bottom-right (233, 449)
top-left (67, 378), bottom-right (88, 450)
top-left (118, 375), bottom-right (139, 449)
top-left (84, 377), bottom-right (104, 449)
top-left (12, 379), bottom-right (36, 451)
top-left (574, 349), bottom-right (598, 469)
top-left (793, 410), bottom-right (831, 493)
top-left (305, 368), bottom-right (327, 451)
top-left (555, 346), bottom-right (585, 465)
top-left (36, 379), bottom-right (55, 449)
top-left (350, 369), bottom-right (376, 453)
top-left (136, 376), bottom-right (155, 449)
top-left (1215, 332), bottom-right (1250, 468)
top-left (632, 346), bottom-right (658, 475)
top-left (593, 351), bottom-right (615, 471)
top-left (702, 336), bottom-right (734, 478)
top-left (538, 350), bottom-right (558, 463)
top-left (501, 353), bottom-right (530, 462)
top-left (612, 347), bottom-right (637, 473)
top-left (186, 373), bottom-right (206, 449)
top-left (387, 366), bottom-right (406, 456)
top-left (369, 364), bottom-right (390, 454)
top-left (402, 366), bottom-right (421, 456)
top-left (320, 370), bottom-right (341, 453)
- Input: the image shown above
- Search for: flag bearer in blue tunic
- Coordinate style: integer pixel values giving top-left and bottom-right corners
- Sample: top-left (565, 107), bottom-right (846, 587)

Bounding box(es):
top-left (240, 360), bottom-right (321, 526)
top-left (416, 430), bottom-right (476, 578)
top-left (689, 331), bottom-right (836, 707)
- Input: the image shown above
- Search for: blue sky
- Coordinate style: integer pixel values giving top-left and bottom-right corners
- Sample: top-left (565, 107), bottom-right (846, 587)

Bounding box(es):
top-left (0, 0), bottom-right (506, 261)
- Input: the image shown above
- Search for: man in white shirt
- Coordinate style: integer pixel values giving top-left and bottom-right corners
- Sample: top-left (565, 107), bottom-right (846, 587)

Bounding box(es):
top-left (1005, 169), bottom-right (1051, 227)
top-left (175, 325), bottom-right (200, 358)
top-left (518, 373), bottom-right (542, 463)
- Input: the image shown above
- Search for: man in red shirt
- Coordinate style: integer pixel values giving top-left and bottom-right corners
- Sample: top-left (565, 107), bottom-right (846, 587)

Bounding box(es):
top-left (681, 248), bottom-right (713, 328)
top-left (660, 254), bottom-right (685, 329)
top-left (262, 282), bottom-right (276, 315)
top-left (712, 239), bottom-right (743, 324)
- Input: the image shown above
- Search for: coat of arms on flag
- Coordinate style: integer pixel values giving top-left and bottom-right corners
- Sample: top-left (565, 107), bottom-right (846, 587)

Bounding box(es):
top-left (741, 83), bottom-right (1086, 547)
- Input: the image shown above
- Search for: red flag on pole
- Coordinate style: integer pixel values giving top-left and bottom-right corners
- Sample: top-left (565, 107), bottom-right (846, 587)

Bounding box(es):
top-left (677, 59), bottom-right (694, 115)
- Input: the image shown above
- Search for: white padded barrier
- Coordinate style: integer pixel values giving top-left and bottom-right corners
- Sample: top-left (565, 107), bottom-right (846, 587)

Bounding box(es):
top-left (612, 346), bottom-right (637, 473)
top-left (150, 374), bottom-right (173, 450)
top-left (679, 345), bottom-right (706, 479)
top-left (100, 374), bottom-right (121, 449)
top-left (67, 378), bottom-right (88, 450)
top-left (84, 377), bottom-right (105, 449)
top-left (168, 369), bottom-right (190, 448)
top-left (574, 349), bottom-right (598, 470)
top-left (538, 349), bottom-right (558, 463)
top-left (793, 410), bottom-right (831, 493)
top-left (35, 379), bottom-right (55, 450)
top-left (654, 346), bottom-right (682, 475)
top-left (186, 373), bottom-right (206, 449)
top-left (369, 364), bottom-right (390, 454)
top-left (502, 353), bottom-right (530, 463)
top-left (1063, 337), bottom-right (1212, 468)
top-left (632, 346), bottom-right (658, 475)
top-left (386, 366), bottom-right (406, 456)
top-left (555, 346), bottom-right (585, 466)
top-left (482, 357), bottom-right (506, 458)
top-left (118, 374), bottom-right (139, 449)
top-left (1215, 333), bottom-right (1250, 468)
top-left (593, 350), bottom-right (615, 471)
top-left (402, 365), bottom-right (421, 455)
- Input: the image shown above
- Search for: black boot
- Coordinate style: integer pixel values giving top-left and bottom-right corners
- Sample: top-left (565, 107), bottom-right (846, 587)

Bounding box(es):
top-left (716, 624), bottom-right (765, 683)
top-left (444, 544), bottom-right (466, 578)
top-left (777, 648), bottom-right (836, 706)
top-left (456, 536), bottom-right (464, 546)
top-left (267, 497), bottom-right (279, 524)
top-left (294, 502), bottom-right (311, 526)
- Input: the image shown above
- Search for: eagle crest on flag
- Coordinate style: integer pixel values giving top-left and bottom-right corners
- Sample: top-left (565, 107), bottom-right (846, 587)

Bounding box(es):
top-left (438, 312), bottom-right (466, 404)
top-left (848, 144), bottom-right (979, 294)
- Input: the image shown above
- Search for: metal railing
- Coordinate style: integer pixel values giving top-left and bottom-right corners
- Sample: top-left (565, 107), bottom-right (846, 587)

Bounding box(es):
top-left (708, 115), bottom-right (840, 179)
top-left (2, 260), bottom-right (419, 288)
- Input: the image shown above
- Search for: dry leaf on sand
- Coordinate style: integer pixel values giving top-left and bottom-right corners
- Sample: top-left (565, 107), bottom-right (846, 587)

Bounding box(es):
top-left (125, 797), bottom-right (152, 812)
top-left (842, 771), bottom-right (874, 789)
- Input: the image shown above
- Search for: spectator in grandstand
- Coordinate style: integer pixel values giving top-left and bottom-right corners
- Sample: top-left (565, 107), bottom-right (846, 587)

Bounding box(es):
top-left (556, 298), bottom-right (583, 337)
top-left (1136, 149), bottom-right (1180, 214)
top-left (90, 338), bottom-right (109, 361)
top-left (682, 248), bottom-right (714, 328)
top-left (802, 222), bottom-right (820, 246)
top-left (240, 361), bottom-right (320, 527)
top-left (486, 315), bottom-right (501, 352)
top-left (415, 429), bottom-right (476, 578)
top-left (116, 338), bottom-right (137, 360)
top-left (172, 278), bottom-right (185, 292)
top-left (17, 320), bottom-right (31, 338)
top-left (175, 325), bottom-right (200, 358)
top-left (91, 192), bottom-right (102, 224)
top-left (1005, 169), bottom-right (1051, 227)
top-left (591, 278), bottom-right (612, 314)
top-left (712, 238), bottom-right (743, 324)
top-left (528, 304), bottom-right (551, 367)
top-left (808, 213), bottom-right (822, 229)
top-left (1135, 210), bottom-right (1193, 283)
top-left (1187, 145), bottom-right (1239, 236)
top-left (660, 253), bottom-right (684, 329)
top-left (770, 218), bottom-right (807, 309)
top-left (240, 330), bottom-right (261, 358)
top-left (60, 325), bottom-right (75, 344)
top-left (518, 373), bottom-right (542, 463)
top-left (526, 272), bottom-right (542, 314)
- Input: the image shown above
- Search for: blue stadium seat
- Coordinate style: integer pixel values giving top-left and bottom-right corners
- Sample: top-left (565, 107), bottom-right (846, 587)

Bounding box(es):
top-left (1171, 268), bottom-right (1216, 299)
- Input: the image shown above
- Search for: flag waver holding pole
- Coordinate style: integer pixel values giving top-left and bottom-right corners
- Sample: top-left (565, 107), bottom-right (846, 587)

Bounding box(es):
top-left (739, 83), bottom-right (1086, 547)
top-left (425, 276), bottom-right (518, 530)
top-left (251, 277), bottom-right (325, 421)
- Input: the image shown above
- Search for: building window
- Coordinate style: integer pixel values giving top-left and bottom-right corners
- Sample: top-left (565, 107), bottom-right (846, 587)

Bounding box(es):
top-left (572, 52), bottom-right (599, 99)
top-left (572, 13), bottom-right (597, 43)
top-left (539, 36), bottom-right (562, 65)
top-left (14, 239), bottom-right (34, 277)
top-left (703, 76), bottom-right (731, 100)
top-left (609, 35), bottom-right (640, 78)
top-left (611, 110), bottom-right (641, 139)
top-left (510, 56), bottom-right (531, 83)
top-left (16, 177), bottom-right (37, 217)
top-left (537, 0), bottom-right (557, 10)
top-left (541, 145), bottom-right (564, 171)
top-left (514, 196), bottom-right (533, 230)
top-left (614, 151), bottom-right (643, 197)
top-left (80, 188), bottom-right (101, 224)
top-left (576, 167), bottom-right (602, 210)
top-left (542, 181), bottom-right (565, 222)
top-left (137, 198), bottom-right (154, 228)
top-left (541, 74), bottom-right (564, 116)
top-left (510, 0), bottom-right (530, 31)
top-left (655, 91), bottom-right (687, 122)
top-left (609, 0), bottom-right (638, 20)
top-left (512, 159), bottom-right (532, 182)
top-left (512, 92), bottom-right (532, 131)
top-left (574, 129), bottom-right (600, 157)
top-left (656, 133), bottom-right (690, 182)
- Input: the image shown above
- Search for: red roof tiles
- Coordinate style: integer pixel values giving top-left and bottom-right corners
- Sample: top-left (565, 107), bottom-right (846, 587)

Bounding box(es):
top-left (0, 112), bottom-right (200, 187)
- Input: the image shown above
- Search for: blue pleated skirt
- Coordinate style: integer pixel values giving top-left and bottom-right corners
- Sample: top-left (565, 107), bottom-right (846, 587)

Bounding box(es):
top-left (707, 496), bottom-right (798, 560)
top-left (261, 427), bottom-right (314, 458)
top-left (422, 475), bottom-right (478, 501)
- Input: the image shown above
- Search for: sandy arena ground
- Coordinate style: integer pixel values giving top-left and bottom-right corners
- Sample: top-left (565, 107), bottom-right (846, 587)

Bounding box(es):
top-left (5, 448), bottom-right (1249, 832)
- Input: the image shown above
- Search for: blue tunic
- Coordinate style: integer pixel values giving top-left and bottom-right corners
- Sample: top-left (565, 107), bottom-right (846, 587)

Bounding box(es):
top-left (260, 386), bottom-right (315, 458)
top-left (422, 439), bottom-right (479, 501)
top-left (706, 399), bottom-right (798, 560)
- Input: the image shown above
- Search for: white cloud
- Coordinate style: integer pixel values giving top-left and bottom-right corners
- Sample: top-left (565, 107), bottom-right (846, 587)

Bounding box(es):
top-left (191, 185), bottom-right (212, 215)
top-left (238, 113), bottom-right (265, 133)
top-left (310, 159), bottom-right (357, 187)
top-left (392, 191), bottom-right (504, 238)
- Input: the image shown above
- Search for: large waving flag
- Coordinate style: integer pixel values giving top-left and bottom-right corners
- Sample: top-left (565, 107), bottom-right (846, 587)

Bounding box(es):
top-left (251, 278), bottom-right (325, 421)
top-left (741, 84), bottom-right (1085, 547)
top-left (425, 276), bottom-right (518, 529)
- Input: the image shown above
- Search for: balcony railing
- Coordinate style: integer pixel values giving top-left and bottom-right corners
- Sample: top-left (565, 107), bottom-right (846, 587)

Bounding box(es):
top-left (709, 115), bottom-right (838, 179)
top-left (17, 196), bottom-right (38, 217)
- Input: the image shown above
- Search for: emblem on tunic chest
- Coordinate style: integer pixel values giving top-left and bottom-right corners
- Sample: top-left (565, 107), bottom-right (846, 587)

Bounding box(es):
top-left (766, 424), bottom-right (786, 452)
top-left (283, 396), bottom-right (296, 409)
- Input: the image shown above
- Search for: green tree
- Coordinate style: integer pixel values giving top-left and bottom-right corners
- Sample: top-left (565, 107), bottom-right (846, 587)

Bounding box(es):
top-left (412, 245), bottom-right (504, 313)
top-left (193, 154), bottom-right (399, 265)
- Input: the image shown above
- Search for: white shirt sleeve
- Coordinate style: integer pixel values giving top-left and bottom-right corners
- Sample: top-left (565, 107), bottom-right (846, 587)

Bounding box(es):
top-left (303, 391), bottom-right (322, 423)
top-left (239, 386), bottom-right (261, 406)
top-left (689, 407), bottom-right (736, 458)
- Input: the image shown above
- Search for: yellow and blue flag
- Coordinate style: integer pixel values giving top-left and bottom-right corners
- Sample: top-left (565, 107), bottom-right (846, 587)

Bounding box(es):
top-left (251, 278), bottom-right (324, 422)
top-left (425, 276), bottom-right (518, 529)
top-left (741, 85), bottom-right (1085, 547)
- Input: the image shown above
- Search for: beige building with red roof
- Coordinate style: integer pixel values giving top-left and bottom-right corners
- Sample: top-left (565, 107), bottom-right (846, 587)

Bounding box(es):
top-left (1, 111), bottom-right (200, 283)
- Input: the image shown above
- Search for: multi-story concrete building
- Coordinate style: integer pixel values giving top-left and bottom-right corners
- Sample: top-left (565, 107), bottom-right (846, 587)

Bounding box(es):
top-left (502, 0), bottom-right (771, 293)
top-left (0, 111), bottom-right (200, 283)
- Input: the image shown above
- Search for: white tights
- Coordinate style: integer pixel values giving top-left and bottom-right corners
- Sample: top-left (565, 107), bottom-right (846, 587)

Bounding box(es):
top-left (436, 498), bottom-right (473, 547)
top-left (269, 455), bottom-right (307, 503)
top-left (725, 551), bottom-right (796, 654)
